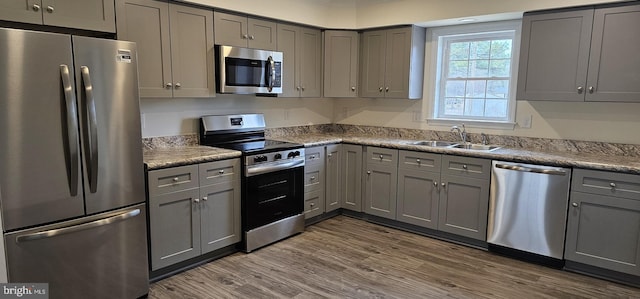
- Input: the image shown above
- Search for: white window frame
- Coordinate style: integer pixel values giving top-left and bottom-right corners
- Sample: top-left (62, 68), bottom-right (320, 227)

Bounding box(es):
top-left (427, 20), bottom-right (521, 129)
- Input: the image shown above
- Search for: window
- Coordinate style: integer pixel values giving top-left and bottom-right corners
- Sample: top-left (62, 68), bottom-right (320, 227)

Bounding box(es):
top-left (429, 21), bottom-right (521, 127)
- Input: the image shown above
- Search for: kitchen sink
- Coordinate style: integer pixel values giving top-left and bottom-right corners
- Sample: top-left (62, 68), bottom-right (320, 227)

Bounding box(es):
top-left (410, 140), bottom-right (458, 147)
top-left (452, 143), bottom-right (501, 151)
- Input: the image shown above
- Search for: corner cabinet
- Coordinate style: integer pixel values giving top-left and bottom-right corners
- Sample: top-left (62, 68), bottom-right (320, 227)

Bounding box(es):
top-left (116, 0), bottom-right (215, 98)
top-left (0, 0), bottom-right (115, 32)
top-left (565, 169), bottom-right (640, 276)
top-left (324, 30), bottom-right (359, 98)
top-left (147, 159), bottom-right (241, 271)
top-left (325, 144), bottom-right (342, 212)
top-left (277, 24), bottom-right (322, 97)
top-left (341, 144), bottom-right (363, 212)
top-left (213, 11), bottom-right (276, 50)
top-left (517, 4), bottom-right (640, 102)
top-left (360, 26), bottom-right (425, 99)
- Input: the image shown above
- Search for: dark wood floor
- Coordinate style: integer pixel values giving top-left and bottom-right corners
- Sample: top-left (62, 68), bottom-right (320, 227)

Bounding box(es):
top-left (149, 216), bottom-right (640, 298)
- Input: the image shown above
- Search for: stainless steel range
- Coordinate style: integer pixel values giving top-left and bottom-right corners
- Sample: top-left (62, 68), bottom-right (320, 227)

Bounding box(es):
top-left (199, 114), bottom-right (305, 252)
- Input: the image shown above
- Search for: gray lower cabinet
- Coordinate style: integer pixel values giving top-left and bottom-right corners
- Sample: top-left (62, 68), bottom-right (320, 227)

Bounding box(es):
top-left (0, 0), bottom-right (115, 32)
top-left (341, 144), bottom-right (363, 212)
top-left (324, 30), bottom-right (359, 97)
top-left (363, 146), bottom-right (398, 219)
top-left (304, 146), bottom-right (325, 219)
top-left (565, 169), bottom-right (640, 276)
top-left (325, 144), bottom-right (342, 212)
top-left (396, 151), bottom-right (441, 229)
top-left (147, 159), bottom-right (241, 271)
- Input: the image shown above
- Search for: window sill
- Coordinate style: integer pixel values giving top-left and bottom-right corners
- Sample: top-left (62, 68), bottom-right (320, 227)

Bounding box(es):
top-left (426, 118), bottom-right (516, 130)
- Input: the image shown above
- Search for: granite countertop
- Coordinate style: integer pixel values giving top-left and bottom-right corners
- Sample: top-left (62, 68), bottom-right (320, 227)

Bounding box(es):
top-left (274, 133), bottom-right (640, 175)
top-left (144, 146), bottom-right (241, 170)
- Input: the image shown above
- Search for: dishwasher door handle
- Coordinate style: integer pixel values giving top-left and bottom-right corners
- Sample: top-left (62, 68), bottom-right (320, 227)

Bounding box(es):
top-left (495, 163), bottom-right (567, 176)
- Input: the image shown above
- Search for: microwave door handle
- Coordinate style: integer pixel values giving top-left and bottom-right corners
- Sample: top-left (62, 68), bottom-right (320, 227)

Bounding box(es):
top-left (267, 56), bottom-right (275, 92)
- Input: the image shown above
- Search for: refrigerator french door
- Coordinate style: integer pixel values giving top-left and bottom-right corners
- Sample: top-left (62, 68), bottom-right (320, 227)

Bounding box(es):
top-left (0, 28), bottom-right (148, 298)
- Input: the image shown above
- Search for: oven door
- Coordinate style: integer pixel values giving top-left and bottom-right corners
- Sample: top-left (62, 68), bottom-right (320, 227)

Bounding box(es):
top-left (217, 45), bottom-right (282, 94)
top-left (243, 166), bottom-right (303, 230)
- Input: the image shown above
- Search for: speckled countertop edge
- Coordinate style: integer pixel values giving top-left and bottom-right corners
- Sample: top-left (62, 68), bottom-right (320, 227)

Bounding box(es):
top-left (272, 133), bottom-right (640, 175)
top-left (144, 146), bottom-right (242, 170)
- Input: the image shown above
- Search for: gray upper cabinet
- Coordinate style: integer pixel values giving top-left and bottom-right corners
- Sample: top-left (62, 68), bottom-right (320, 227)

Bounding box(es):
top-left (341, 144), bottom-right (363, 212)
top-left (0, 0), bottom-right (115, 32)
top-left (325, 144), bottom-right (342, 212)
top-left (324, 30), bottom-right (359, 98)
top-left (518, 3), bottom-right (640, 102)
top-left (213, 11), bottom-right (276, 50)
top-left (363, 147), bottom-right (398, 220)
top-left (360, 26), bottom-right (425, 99)
top-left (117, 0), bottom-right (215, 98)
top-left (277, 23), bottom-right (322, 97)
top-left (565, 169), bottom-right (640, 276)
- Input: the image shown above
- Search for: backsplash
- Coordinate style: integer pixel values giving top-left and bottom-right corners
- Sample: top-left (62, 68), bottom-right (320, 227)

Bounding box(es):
top-left (143, 124), bottom-right (640, 158)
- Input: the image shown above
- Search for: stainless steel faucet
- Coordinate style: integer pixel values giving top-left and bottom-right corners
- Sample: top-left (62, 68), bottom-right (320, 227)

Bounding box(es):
top-left (451, 124), bottom-right (467, 143)
top-left (481, 133), bottom-right (489, 145)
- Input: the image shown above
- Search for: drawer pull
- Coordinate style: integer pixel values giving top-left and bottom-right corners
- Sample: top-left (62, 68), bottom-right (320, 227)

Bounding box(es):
top-left (310, 203), bottom-right (315, 207)
top-left (172, 177), bottom-right (179, 182)
top-left (572, 202), bottom-right (578, 207)
top-left (379, 155), bottom-right (383, 161)
top-left (433, 181), bottom-right (437, 186)
top-left (416, 159), bottom-right (421, 164)
top-left (328, 153), bottom-right (332, 158)
top-left (462, 164), bottom-right (468, 169)
top-left (310, 176), bottom-right (316, 181)
top-left (202, 196), bottom-right (208, 201)
top-left (218, 170), bottom-right (225, 174)
top-left (610, 182), bottom-right (616, 188)
top-left (193, 198), bottom-right (200, 203)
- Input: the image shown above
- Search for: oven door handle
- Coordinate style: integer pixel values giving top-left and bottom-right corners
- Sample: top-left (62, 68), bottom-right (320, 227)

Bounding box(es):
top-left (247, 159), bottom-right (304, 176)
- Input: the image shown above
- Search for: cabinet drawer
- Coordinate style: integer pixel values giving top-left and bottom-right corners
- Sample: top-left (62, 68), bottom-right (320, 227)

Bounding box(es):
top-left (305, 146), bottom-right (325, 166)
top-left (199, 159), bottom-right (240, 187)
top-left (304, 189), bottom-right (324, 219)
top-left (572, 169), bottom-right (640, 200)
top-left (366, 147), bottom-right (398, 167)
top-left (441, 156), bottom-right (490, 180)
top-left (304, 164), bottom-right (324, 192)
top-left (399, 150), bottom-right (441, 172)
top-left (148, 165), bottom-right (199, 196)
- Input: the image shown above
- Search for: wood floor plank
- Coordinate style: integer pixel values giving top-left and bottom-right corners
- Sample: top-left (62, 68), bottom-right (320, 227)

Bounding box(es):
top-left (149, 216), bottom-right (640, 299)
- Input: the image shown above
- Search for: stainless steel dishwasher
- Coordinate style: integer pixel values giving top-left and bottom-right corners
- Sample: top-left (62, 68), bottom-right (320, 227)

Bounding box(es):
top-left (487, 161), bottom-right (571, 261)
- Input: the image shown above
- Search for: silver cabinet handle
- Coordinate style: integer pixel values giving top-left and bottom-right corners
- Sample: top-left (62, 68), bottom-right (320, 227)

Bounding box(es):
top-left (46, 5), bottom-right (54, 13)
top-left (16, 209), bottom-right (140, 243)
top-left (243, 34), bottom-right (249, 39)
top-left (462, 164), bottom-right (468, 169)
top-left (572, 202), bottom-right (578, 207)
top-left (588, 86), bottom-right (594, 94)
top-left (60, 65), bottom-right (80, 197)
top-left (218, 170), bottom-right (225, 174)
top-left (249, 35), bottom-right (255, 40)
top-left (379, 155), bottom-right (383, 160)
top-left (81, 66), bottom-right (99, 193)
top-left (495, 163), bottom-right (567, 176)
top-left (416, 159), bottom-right (421, 164)
top-left (577, 86), bottom-right (583, 94)
top-left (367, 171), bottom-right (371, 175)
top-left (194, 198), bottom-right (200, 203)
top-left (385, 87), bottom-right (389, 92)
top-left (379, 87), bottom-right (383, 92)
top-left (310, 176), bottom-right (316, 181)
top-left (172, 177), bottom-right (179, 182)
top-left (32, 4), bottom-right (40, 11)
top-left (301, 86), bottom-right (305, 91)
top-left (610, 182), bottom-right (616, 188)
top-left (174, 82), bottom-right (181, 88)
top-left (310, 202), bottom-right (315, 207)
top-left (328, 153), bottom-right (333, 158)
top-left (296, 86), bottom-right (301, 91)
top-left (351, 86), bottom-right (356, 91)
top-left (433, 181), bottom-right (437, 186)
top-left (165, 82), bottom-right (172, 89)
top-left (202, 196), bottom-right (208, 201)
top-left (441, 182), bottom-right (446, 187)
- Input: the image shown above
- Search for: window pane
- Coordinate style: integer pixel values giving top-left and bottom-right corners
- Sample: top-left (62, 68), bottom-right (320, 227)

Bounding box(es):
top-left (469, 60), bottom-right (489, 77)
top-left (444, 98), bottom-right (464, 115)
top-left (466, 80), bottom-right (486, 98)
top-left (489, 59), bottom-right (511, 77)
top-left (449, 42), bottom-right (469, 60)
top-left (470, 41), bottom-right (490, 59)
top-left (485, 99), bottom-right (508, 118)
top-left (448, 61), bottom-right (468, 78)
top-left (487, 80), bottom-right (509, 98)
top-left (445, 80), bottom-right (465, 97)
top-left (490, 39), bottom-right (512, 59)
top-left (464, 99), bottom-right (485, 117)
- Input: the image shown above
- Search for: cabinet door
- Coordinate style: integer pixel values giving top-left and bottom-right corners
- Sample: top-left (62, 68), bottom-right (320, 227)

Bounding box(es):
top-left (149, 188), bottom-right (201, 270)
top-left (169, 4), bottom-right (215, 98)
top-left (0, 0), bottom-right (43, 25)
top-left (565, 192), bottom-right (640, 276)
top-left (325, 144), bottom-right (341, 212)
top-left (116, 0), bottom-right (172, 98)
top-left (438, 175), bottom-right (490, 240)
top-left (341, 144), bottom-right (363, 211)
top-left (384, 27), bottom-right (411, 99)
top-left (516, 9), bottom-right (594, 101)
top-left (41, 0), bottom-right (115, 32)
top-left (586, 4), bottom-right (640, 102)
top-left (199, 180), bottom-right (241, 254)
top-left (397, 168), bottom-right (439, 229)
top-left (324, 30), bottom-right (359, 98)
top-left (248, 18), bottom-right (277, 50)
top-left (213, 11), bottom-right (248, 48)
top-left (360, 30), bottom-right (386, 98)
top-left (300, 27), bottom-right (322, 97)
top-left (363, 148), bottom-right (398, 220)
top-left (277, 23), bottom-right (301, 97)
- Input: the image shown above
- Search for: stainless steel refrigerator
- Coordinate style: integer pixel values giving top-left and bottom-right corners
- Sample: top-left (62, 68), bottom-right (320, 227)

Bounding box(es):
top-left (0, 28), bottom-right (148, 298)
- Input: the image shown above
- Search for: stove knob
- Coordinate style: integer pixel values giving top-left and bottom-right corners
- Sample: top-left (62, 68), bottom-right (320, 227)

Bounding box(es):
top-left (253, 156), bottom-right (262, 163)
top-left (260, 155), bottom-right (268, 162)
top-left (294, 151), bottom-right (301, 157)
top-left (287, 152), bottom-right (295, 158)
top-left (274, 153), bottom-right (282, 160)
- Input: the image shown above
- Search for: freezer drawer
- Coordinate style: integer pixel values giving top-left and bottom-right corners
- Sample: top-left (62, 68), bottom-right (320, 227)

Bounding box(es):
top-left (4, 204), bottom-right (149, 299)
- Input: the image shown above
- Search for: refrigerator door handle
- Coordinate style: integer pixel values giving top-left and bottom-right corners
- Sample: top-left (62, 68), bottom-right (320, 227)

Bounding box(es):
top-left (80, 66), bottom-right (99, 193)
top-left (15, 209), bottom-right (141, 243)
top-left (60, 65), bottom-right (79, 196)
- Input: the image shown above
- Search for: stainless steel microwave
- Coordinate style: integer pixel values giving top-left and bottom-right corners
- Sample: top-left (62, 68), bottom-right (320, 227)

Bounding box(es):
top-left (216, 45), bottom-right (283, 94)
